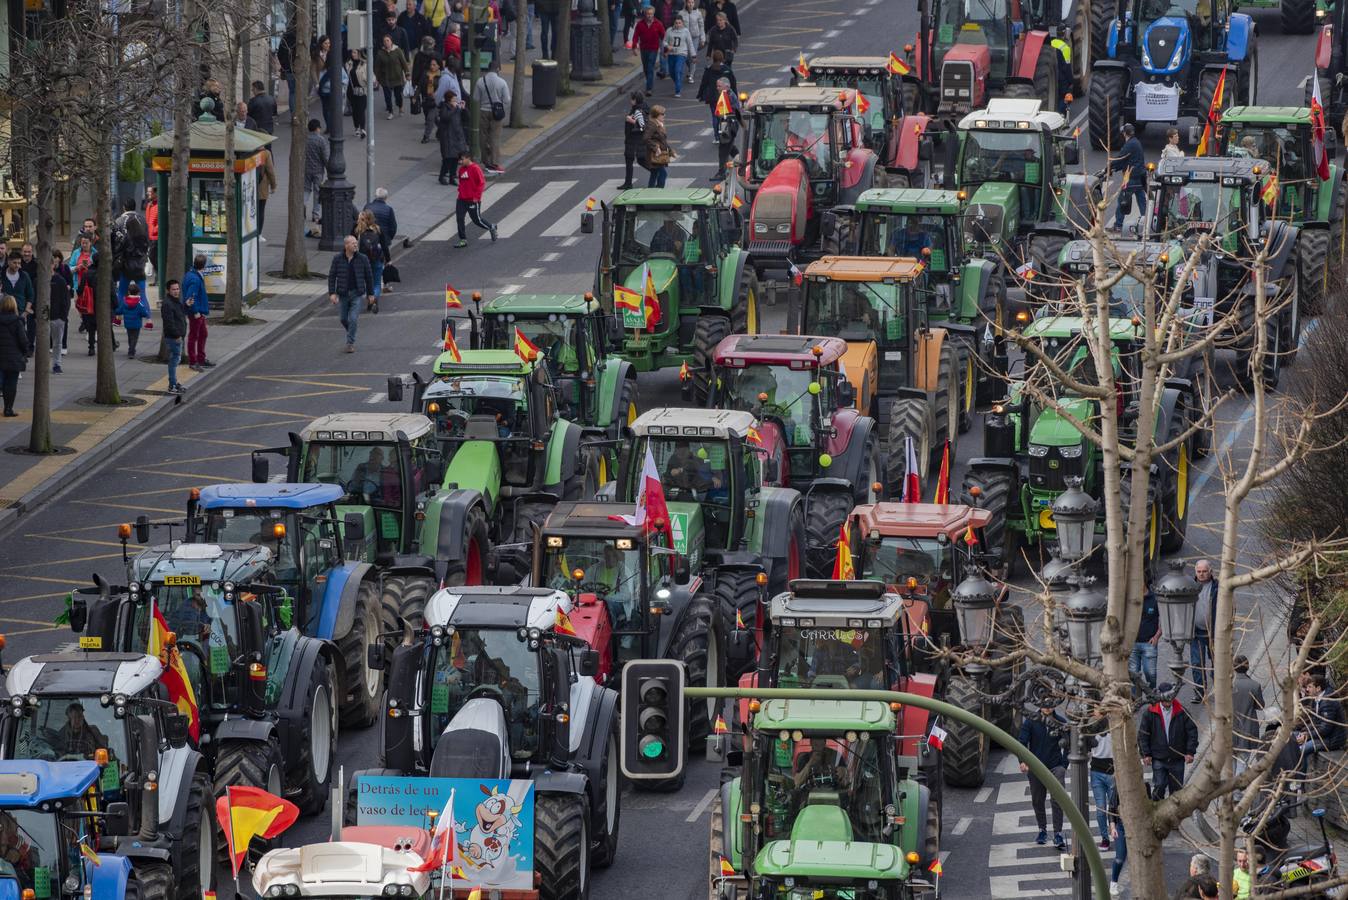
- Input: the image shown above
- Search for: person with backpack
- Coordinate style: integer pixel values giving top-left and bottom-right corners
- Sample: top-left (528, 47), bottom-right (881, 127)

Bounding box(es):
top-left (115, 282), bottom-right (153, 358)
top-left (112, 198), bottom-right (150, 305)
top-left (620, 90), bottom-right (649, 189)
top-left (709, 76), bottom-right (741, 182)
top-left (353, 210), bottom-right (389, 311)
top-left (473, 60), bottom-right (511, 174)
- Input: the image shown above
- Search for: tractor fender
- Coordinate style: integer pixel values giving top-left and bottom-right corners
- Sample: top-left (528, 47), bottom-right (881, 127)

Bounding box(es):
top-left (597, 360), bottom-right (637, 428)
top-left (958, 258), bottom-right (995, 323)
top-left (967, 456), bottom-right (1018, 476)
top-left (1312, 168), bottom-right (1341, 223)
top-left (428, 490), bottom-right (489, 576)
top-left (533, 772), bottom-right (589, 797)
top-left (897, 780), bottom-right (931, 863)
top-left (1015, 30), bottom-right (1052, 81)
top-left (914, 328), bottom-right (948, 393)
top-left (839, 150), bottom-right (878, 205)
top-left (274, 635), bottom-right (339, 772)
top-left (215, 716), bottom-right (280, 748)
top-left (891, 113), bottom-right (933, 173)
top-left (545, 421), bottom-right (583, 494)
top-left (573, 686), bottom-right (619, 821)
top-left (383, 641), bottom-right (424, 773)
top-left (717, 246), bottom-right (753, 314)
top-left (158, 744), bottom-right (207, 838)
top-left (86, 854), bottom-right (133, 900)
top-left (824, 411), bottom-right (876, 486)
top-left (719, 777), bottom-right (744, 869)
top-left (1091, 57), bottom-right (1129, 75)
top-left (1153, 387), bottom-right (1184, 446)
top-left (319, 561), bottom-right (376, 643)
top-left (107, 843), bottom-right (172, 863)
top-left (757, 487), bottom-right (804, 567)
top-left (386, 557), bottom-right (436, 578)
top-left (1224, 14), bottom-right (1254, 63)
top-left (658, 583), bottom-right (722, 660)
top-left (1264, 220), bottom-right (1300, 279)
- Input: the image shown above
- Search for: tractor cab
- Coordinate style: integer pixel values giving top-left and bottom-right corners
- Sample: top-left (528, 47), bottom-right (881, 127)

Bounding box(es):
top-left (855, 190), bottom-right (963, 269)
top-left (1148, 155), bottom-right (1272, 251)
top-left (850, 503), bottom-right (992, 610)
top-left (1052, 239), bottom-right (1188, 317)
top-left (1219, 107), bottom-right (1336, 221)
top-left (790, 57), bottom-right (904, 163)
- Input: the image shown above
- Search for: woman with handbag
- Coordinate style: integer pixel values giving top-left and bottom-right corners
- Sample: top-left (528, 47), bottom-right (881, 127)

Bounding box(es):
top-left (644, 104), bottom-right (675, 188)
top-left (0, 295), bottom-right (28, 417)
top-left (419, 53), bottom-right (443, 142)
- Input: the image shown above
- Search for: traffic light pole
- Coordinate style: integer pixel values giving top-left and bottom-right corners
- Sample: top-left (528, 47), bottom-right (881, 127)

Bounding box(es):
top-left (681, 685), bottom-right (1111, 900)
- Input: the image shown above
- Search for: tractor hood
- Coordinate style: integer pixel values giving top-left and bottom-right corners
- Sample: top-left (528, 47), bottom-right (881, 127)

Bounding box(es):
top-left (252, 840), bottom-right (433, 899)
top-left (430, 696), bottom-right (512, 780)
top-left (443, 440), bottom-right (502, 509)
top-left (754, 839), bottom-right (910, 881)
top-left (622, 258), bottom-right (677, 295)
top-left (1140, 16), bottom-right (1191, 75)
top-left (1029, 398), bottom-right (1094, 447)
top-left (964, 182), bottom-right (1019, 247)
top-left (749, 157), bottom-right (813, 245)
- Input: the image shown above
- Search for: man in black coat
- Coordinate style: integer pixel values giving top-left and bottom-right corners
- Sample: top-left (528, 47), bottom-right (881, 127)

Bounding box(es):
top-left (620, 91), bottom-right (649, 189)
top-left (1138, 687), bottom-right (1199, 798)
top-left (160, 280), bottom-right (189, 394)
top-left (1109, 122), bottom-right (1148, 232)
top-left (1018, 702), bottom-right (1069, 848)
top-left (1295, 672), bottom-right (1345, 772)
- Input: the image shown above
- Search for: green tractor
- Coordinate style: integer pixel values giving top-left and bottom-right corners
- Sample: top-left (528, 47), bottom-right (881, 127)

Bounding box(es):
top-left (1217, 106), bottom-right (1347, 315)
top-left (454, 291), bottom-right (640, 446)
top-left (708, 698), bottom-right (938, 900)
top-left (387, 349), bottom-right (601, 584)
top-left (614, 407), bottom-right (806, 679)
top-left (583, 187), bottom-right (762, 399)
top-left (960, 315), bottom-right (1203, 576)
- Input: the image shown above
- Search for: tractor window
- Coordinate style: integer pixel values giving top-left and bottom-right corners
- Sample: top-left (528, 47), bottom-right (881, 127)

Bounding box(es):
top-left (0, 809), bottom-right (69, 892)
top-left (422, 375), bottom-right (529, 441)
top-left (961, 130), bottom-right (1041, 186)
top-left (802, 279), bottom-right (903, 347)
top-left (858, 213), bottom-right (949, 268)
top-left (642, 437), bottom-right (731, 546)
top-left (1157, 181), bottom-right (1233, 231)
top-left (1226, 124), bottom-right (1306, 182)
top-left (954, 0), bottom-right (1011, 65)
top-left (543, 539), bottom-right (645, 631)
top-left (429, 629), bottom-right (541, 759)
top-left (807, 73), bottom-right (887, 131)
top-left (719, 366), bottom-right (819, 446)
top-left (13, 698), bottom-right (130, 781)
top-left (131, 583), bottom-right (243, 707)
top-left (491, 315), bottom-right (584, 376)
top-left (859, 537), bottom-right (948, 588)
top-left (409, 439), bottom-right (440, 495)
top-left (775, 626), bottom-right (886, 690)
top-left (613, 208), bottom-right (700, 267)
top-left (302, 442), bottom-right (404, 511)
top-left (751, 110), bottom-right (835, 181)
top-left (760, 735), bottom-right (888, 844)
top-left (1104, 274), bottom-right (1147, 319)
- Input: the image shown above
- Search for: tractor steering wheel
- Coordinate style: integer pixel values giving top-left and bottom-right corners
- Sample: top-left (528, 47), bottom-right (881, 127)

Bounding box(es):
top-left (466, 684), bottom-right (507, 703)
top-left (576, 581), bottom-right (611, 596)
top-left (439, 407), bottom-right (472, 437)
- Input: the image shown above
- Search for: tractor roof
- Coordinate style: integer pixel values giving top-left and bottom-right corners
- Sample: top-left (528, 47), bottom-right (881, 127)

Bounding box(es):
top-left (1024, 316), bottom-right (1139, 341)
top-left (131, 542), bottom-right (276, 584)
top-left (480, 293), bottom-right (600, 316)
top-left (631, 407), bottom-right (758, 440)
top-left (1221, 105), bottom-right (1312, 125)
top-left (1059, 239), bottom-right (1181, 270)
top-left (805, 255), bottom-right (925, 282)
top-left (424, 585), bottom-right (573, 633)
top-left (253, 839), bottom-right (433, 899)
top-left (613, 187), bottom-right (720, 207)
top-left (851, 502), bottom-right (991, 540)
top-left (754, 840), bottom-right (908, 881)
top-left (768, 579), bottom-right (907, 627)
top-left (745, 87), bottom-right (854, 111)
top-left (752, 698), bottom-right (896, 733)
top-left (6, 652), bottom-right (163, 699)
top-left (712, 334), bottom-right (849, 367)
top-left (198, 483), bottom-right (345, 510)
top-left (1154, 155), bottom-right (1270, 183)
top-left (959, 98), bottom-right (1066, 132)
top-left (301, 413), bottom-right (433, 443)
top-left (542, 501), bottom-right (643, 537)
top-left (803, 55), bottom-right (891, 72)
top-left (433, 348), bottom-right (534, 377)
top-left (855, 187), bottom-right (962, 213)
top-left (0, 760), bottom-right (101, 806)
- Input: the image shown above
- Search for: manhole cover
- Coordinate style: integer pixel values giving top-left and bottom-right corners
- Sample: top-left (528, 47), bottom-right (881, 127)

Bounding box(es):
top-left (74, 395), bottom-right (148, 408)
top-left (4, 445), bottom-right (75, 457)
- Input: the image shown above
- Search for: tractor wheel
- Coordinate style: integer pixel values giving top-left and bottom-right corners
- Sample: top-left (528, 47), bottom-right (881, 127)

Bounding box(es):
top-left (127, 863), bottom-right (175, 900)
top-left (536, 792), bottom-right (591, 900)
top-left (1088, 66), bottom-right (1127, 151)
top-left (617, 375), bottom-right (640, 431)
top-left (445, 504), bottom-right (491, 585)
top-left (922, 789), bottom-right (942, 870)
top-left (1003, 81), bottom-right (1036, 100)
top-left (1283, 0), bottom-right (1316, 34)
top-left (667, 592), bottom-right (717, 759)
top-left (1329, 177), bottom-right (1347, 298)
top-left (213, 737), bottom-right (284, 871)
top-left (379, 574), bottom-right (436, 636)
top-left (733, 271), bottom-right (762, 334)
top-left (717, 569), bottom-right (765, 681)
top-left (855, 432), bottom-right (882, 505)
top-left (955, 342), bottom-right (975, 434)
top-left (990, 605), bottom-right (1027, 733)
top-left (336, 578), bottom-right (383, 728)
top-left (1283, 246), bottom-right (1303, 366)
top-left (590, 720), bottom-right (623, 869)
top-left (1239, 47), bottom-right (1258, 105)
top-left (692, 315), bottom-right (733, 402)
top-left (1299, 227), bottom-right (1330, 317)
top-left (803, 487), bottom-right (854, 578)
top-left (1159, 441), bottom-right (1190, 554)
top-left (1090, 0), bottom-right (1115, 65)
top-left (884, 397), bottom-right (934, 498)
top-left (958, 467), bottom-right (1017, 578)
top-left (171, 775), bottom-right (214, 900)
top-left (499, 499), bottom-right (555, 584)
top-left (1027, 231), bottom-right (1069, 306)
top-left (343, 767), bottom-right (400, 826)
top-left (290, 651), bottom-right (338, 816)
top-left (941, 676), bottom-right (990, 788)
top-left (932, 342), bottom-right (959, 457)
top-left (1031, 45), bottom-right (1059, 108)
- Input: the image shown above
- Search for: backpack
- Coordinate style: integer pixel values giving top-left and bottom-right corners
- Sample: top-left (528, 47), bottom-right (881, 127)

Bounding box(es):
top-left (359, 228), bottom-right (385, 263)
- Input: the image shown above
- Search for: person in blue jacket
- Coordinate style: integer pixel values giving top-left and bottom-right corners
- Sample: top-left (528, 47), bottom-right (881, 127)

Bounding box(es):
top-left (115, 282), bottom-right (153, 358)
top-left (182, 254), bottom-right (212, 371)
top-left (1018, 701), bottom-right (1069, 849)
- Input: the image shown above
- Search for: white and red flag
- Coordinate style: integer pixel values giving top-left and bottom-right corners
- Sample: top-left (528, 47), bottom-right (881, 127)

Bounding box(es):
top-left (609, 445), bottom-right (671, 538)
top-left (901, 434), bottom-right (922, 503)
top-left (1312, 72), bottom-right (1331, 181)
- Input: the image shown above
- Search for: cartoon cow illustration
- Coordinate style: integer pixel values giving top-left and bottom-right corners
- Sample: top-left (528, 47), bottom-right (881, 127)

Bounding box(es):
top-left (455, 784), bottom-right (524, 870)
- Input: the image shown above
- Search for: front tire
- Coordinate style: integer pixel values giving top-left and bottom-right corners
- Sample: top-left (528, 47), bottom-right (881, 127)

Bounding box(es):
top-left (692, 315), bottom-right (733, 402)
top-left (941, 676), bottom-right (990, 788)
top-left (1088, 66), bottom-right (1127, 151)
top-left (536, 793), bottom-right (591, 900)
top-left (213, 738), bottom-right (284, 871)
top-left (590, 722), bottom-right (622, 868)
top-left (127, 863), bottom-right (175, 900)
top-left (171, 775), bottom-right (214, 900)
top-left (291, 652), bottom-right (337, 815)
top-left (337, 578), bottom-right (383, 728)
top-left (803, 487), bottom-right (854, 578)
top-left (447, 504), bottom-right (491, 586)
top-left (667, 593), bottom-right (716, 761)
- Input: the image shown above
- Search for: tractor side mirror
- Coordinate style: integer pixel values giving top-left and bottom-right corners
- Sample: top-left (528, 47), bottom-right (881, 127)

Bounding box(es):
top-left (837, 379), bottom-right (856, 409)
top-left (368, 643), bottom-right (387, 671)
top-left (578, 649), bottom-right (600, 677)
top-left (1064, 142), bottom-right (1080, 166)
top-left (821, 210), bottom-right (838, 239)
top-left (343, 513), bottom-right (366, 543)
top-left (250, 454), bottom-right (269, 484)
top-left (103, 802), bottom-right (132, 835)
top-left (580, 210), bottom-right (596, 233)
top-left (387, 376), bottom-right (405, 403)
top-left (673, 556), bottom-right (691, 585)
top-left (918, 137), bottom-right (933, 161)
top-left (725, 749), bottom-right (743, 766)
top-left (717, 209), bottom-right (741, 238)
top-left (69, 596), bottom-right (87, 634)
top-left (164, 713), bottom-right (190, 748)
top-left (134, 516), bottom-right (150, 544)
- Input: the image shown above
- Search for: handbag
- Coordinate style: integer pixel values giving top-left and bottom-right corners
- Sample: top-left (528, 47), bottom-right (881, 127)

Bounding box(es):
top-left (649, 145), bottom-right (671, 166)
top-left (402, 80), bottom-right (416, 98)
top-left (486, 82), bottom-right (505, 121)
top-left (383, 263), bottom-right (401, 284)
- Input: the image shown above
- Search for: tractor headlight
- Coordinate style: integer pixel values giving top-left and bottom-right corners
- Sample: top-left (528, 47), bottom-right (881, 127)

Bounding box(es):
top-left (1141, 45), bottom-right (1152, 68)
top-left (382, 887), bottom-right (399, 897)
top-left (776, 223), bottom-right (790, 233)
top-left (400, 886), bottom-right (415, 897)
top-left (754, 222), bottom-right (767, 234)
top-left (1027, 443), bottom-right (1050, 457)
top-left (223, 581), bottom-right (235, 593)
top-left (1167, 41), bottom-right (1184, 70)
top-left (1059, 444), bottom-right (1083, 458)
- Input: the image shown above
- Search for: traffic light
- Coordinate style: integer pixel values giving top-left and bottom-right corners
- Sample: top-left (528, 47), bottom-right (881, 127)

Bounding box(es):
top-left (620, 660), bottom-right (685, 780)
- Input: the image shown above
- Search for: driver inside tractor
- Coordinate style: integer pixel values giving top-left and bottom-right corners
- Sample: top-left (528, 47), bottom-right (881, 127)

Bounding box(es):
top-left (138, 584), bottom-right (253, 710)
top-left (720, 365), bottom-right (817, 447)
top-left (803, 279), bottom-right (900, 346)
top-left (649, 438), bottom-right (731, 546)
top-left (1226, 124), bottom-right (1307, 216)
top-left (649, 213), bottom-right (705, 304)
top-left (947, 0), bottom-right (1012, 72)
top-left (501, 317), bottom-right (587, 377)
top-left (545, 539), bottom-right (650, 633)
top-left (806, 72), bottom-right (889, 134)
top-left (882, 216), bottom-right (948, 269)
top-left (752, 110), bottom-right (835, 181)
top-left (430, 628), bottom-right (539, 757)
top-left (1155, 181), bottom-right (1240, 235)
top-left (761, 735), bottom-right (887, 842)
top-left (961, 130), bottom-right (1043, 219)
top-left (13, 699), bottom-right (125, 793)
top-left (777, 626), bottom-right (886, 690)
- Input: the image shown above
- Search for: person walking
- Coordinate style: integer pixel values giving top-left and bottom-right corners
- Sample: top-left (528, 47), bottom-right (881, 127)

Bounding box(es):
top-left (113, 198), bottom-right (150, 305)
top-left (632, 5), bottom-right (665, 96)
top-left (0, 295), bottom-right (27, 417)
top-left (160, 279), bottom-right (188, 394)
top-left (16, 244), bottom-right (36, 355)
top-left (375, 33), bottom-right (412, 119)
top-left (69, 234), bottom-right (98, 356)
top-left (437, 95), bottom-right (469, 185)
top-left (365, 188), bottom-right (401, 249)
top-left (316, 41), bottom-right (348, 134)
top-left (1018, 701), bottom-right (1069, 849)
top-left (1138, 687), bottom-right (1198, 798)
top-left (620, 90), bottom-right (649, 189)
top-left (1231, 655), bottom-right (1265, 774)
top-left (115, 283), bottom-right (152, 359)
top-left (1191, 559), bottom-right (1218, 701)
top-left (1162, 126), bottom-right (1184, 160)
top-left (304, 119), bottom-right (330, 236)
top-left (248, 80), bottom-right (278, 134)
top-left (1294, 671), bottom-right (1345, 771)
top-left (1105, 783), bottom-right (1126, 896)
top-left (418, 53), bottom-right (443, 141)
top-left (535, 0), bottom-right (559, 58)
top-left (0, 250), bottom-right (34, 362)
top-left (696, 49), bottom-right (736, 126)
top-left (682, 0), bottom-right (705, 84)
top-left (328, 235), bottom-right (374, 353)
top-left (183, 254), bottom-right (212, 371)
top-left (644, 104), bottom-right (674, 187)
top-left (1128, 582), bottom-right (1161, 690)
top-left (48, 251), bottom-right (70, 374)
top-left (473, 60), bottom-right (511, 173)
top-left (1086, 719), bottom-right (1115, 851)
top-left (708, 0), bottom-right (739, 34)
top-left (144, 186), bottom-right (159, 278)
top-left (347, 50), bottom-right (370, 138)
top-left (709, 77), bottom-right (741, 181)
top-left (661, 14), bottom-right (693, 97)
top-left (1109, 122), bottom-right (1147, 233)
top-left (705, 10), bottom-right (737, 63)
top-left (398, 0), bottom-right (431, 50)
top-left (256, 148), bottom-right (278, 240)
top-left (353, 211), bottom-right (389, 311)
top-left (454, 152), bottom-right (498, 246)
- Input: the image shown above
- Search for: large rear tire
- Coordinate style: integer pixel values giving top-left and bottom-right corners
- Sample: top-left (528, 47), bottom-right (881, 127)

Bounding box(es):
top-left (1031, 45), bottom-right (1059, 109)
top-left (941, 676), bottom-right (990, 788)
top-left (1088, 66), bottom-right (1127, 151)
top-left (536, 793), bottom-right (591, 900)
top-left (803, 487), bottom-right (854, 578)
top-left (884, 397), bottom-right (934, 498)
top-left (379, 574), bottom-right (436, 636)
top-left (590, 721), bottom-right (623, 869)
top-left (1299, 227), bottom-right (1330, 317)
top-left (171, 775), bottom-right (214, 900)
top-left (1282, 0), bottom-right (1316, 34)
top-left (128, 863), bottom-right (175, 900)
top-left (1027, 231), bottom-right (1069, 305)
top-left (1090, 0), bottom-right (1114, 74)
top-left (337, 578), bottom-right (383, 728)
top-left (213, 738), bottom-right (284, 871)
top-left (716, 570), bottom-right (763, 681)
top-left (958, 467), bottom-right (1016, 576)
top-left (446, 504), bottom-right (491, 586)
top-left (290, 651), bottom-right (337, 815)
top-left (692, 315), bottom-right (733, 402)
top-left (733, 271), bottom-right (762, 334)
top-left (667, 593), bottom-right (716, 761)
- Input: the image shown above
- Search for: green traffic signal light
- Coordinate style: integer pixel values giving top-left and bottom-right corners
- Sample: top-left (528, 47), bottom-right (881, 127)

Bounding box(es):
top-left (639, 734), bottom-right (666, 759)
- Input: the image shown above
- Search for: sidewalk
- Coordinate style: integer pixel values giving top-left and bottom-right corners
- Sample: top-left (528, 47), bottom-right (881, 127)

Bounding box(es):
top-left (0, 44), bottom-right (643, 527)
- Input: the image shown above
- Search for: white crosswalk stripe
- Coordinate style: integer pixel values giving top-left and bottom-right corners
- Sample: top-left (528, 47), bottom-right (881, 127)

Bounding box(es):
top-left (423, 181), bottom-right (520, 241)
top-left (493, 180), bottom-right (579, 238)
top-left (975, 758), bottom-right (1079, 898)
top-left (537, 177), bottom-right (696, 240)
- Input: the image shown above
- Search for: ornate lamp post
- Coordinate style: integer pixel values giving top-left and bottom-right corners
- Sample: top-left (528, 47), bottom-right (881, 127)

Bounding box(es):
top-left (1153, 559), bottom-right (1200, 685)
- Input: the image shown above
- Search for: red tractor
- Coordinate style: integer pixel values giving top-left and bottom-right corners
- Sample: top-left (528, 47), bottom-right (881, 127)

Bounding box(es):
top-left (743, 87), bottom-right (880, 281)
top-left (697, 333), bottom-right (882, 577)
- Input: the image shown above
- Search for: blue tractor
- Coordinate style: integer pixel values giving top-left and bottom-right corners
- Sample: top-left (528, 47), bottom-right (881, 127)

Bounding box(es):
top-left (1087, 0), bottom-right (1257, 150)
top-left (0, 760), bottom-right (174, 900)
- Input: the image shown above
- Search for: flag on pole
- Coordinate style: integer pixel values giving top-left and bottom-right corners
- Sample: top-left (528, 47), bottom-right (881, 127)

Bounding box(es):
top-left (215, 786), bottom-right (300, 877)
top-left (679, 361), bottom-right (691, 382)
top-left (964, 523), bottom-right (979, 546)
top-left (715, 90), bottom-right (733, 118)
top-left (719, 857), bottom-right (736, 878)
top-left (901, 435), bottom-right (922, 503)
top-left (80, 843), bottom-right (101, 868)
top-left (1260, 173), bottom-right (1280, 207)
top-left (585, 196), bottom-right (596, 211)
top-left (408, 794), bottom-right (456, 873)
top-left (1312, 72), bottom-right (1331, 181)
top-left (713, 715), bottom-right (729, 734)
top-left (795, 52), bottom-right (810, 78)
top-left (607, 445), bottom-right (671, 538)
top-left (555, 607), bottom-right (579, 637)
top-left (615, 284), bottom-right (645, 329)
top-left (148, 597), bottom-right (200, 742)
top-left (514, 327), bottom-right (541, 362)
top-left (735, 607), bottom-right (746, 631)
top-left (887, 51), bottom-right (910, 75)
top-left (642, 263), bottom-right (660, 332)
top-left (856, 92), bottom-right (871, 115)
top-left (1014, 260), bottom-right (1036, 281)
top-left (746, 426), bottom-right (763, 445)
top-left (466, 890), bottom-right (482, 900)
top-left (731, 194), bottom-right (744, 210)
top-left (445, 284), bottom-right (461, 308)
top-left (832, 520), bottom-right (855, 580)
top-left (927, 724), bottom-right (948, 751)
top-left (933, 439), bottom-right (950, 504)
top-left (929, 858), bottom-right (944, 876)
top-left (1195, 67), bottom-right (1227, 156)
top-left (443, 327), bottom-right (463, 363)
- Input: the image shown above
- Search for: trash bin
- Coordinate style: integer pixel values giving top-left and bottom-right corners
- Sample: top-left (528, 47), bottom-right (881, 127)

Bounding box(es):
top-left (532, 59), bottom-right (559, 109)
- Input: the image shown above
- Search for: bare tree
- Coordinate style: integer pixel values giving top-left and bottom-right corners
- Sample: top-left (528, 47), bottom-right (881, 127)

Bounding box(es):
top-left (282, 0), bottom-right (313, 278)
top-left (508, 0), bottom-right (527, 129)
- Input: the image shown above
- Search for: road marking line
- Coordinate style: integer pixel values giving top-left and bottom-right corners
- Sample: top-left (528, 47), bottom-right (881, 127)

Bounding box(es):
top-left (684, 141), bottom-right (700, 150)
top-left (997, 780), bottom-right (1031, 805)
top-left (497, 284), bottom-right (524, 295)
top-left (975, 787), bottom-right (994, 804)
top-left (840, 18), bottom-right (855, 25)
top-left (521, 267), bottom-right (544, 278)
top-left (541, 252), bottom-right (561, 262)
top-left (424, 182), bottom-right (519, 241)
top-left (953, 816), bottom-right (972, 836)
top-left (366, 392), bottom-right (384, 404)
top-left (992, 810), bottom-right (1042, 835)
top-left (561, 236), bottom-right (581, 247)
top-left (686, 787), bottom-right (717, 822)
top-left (492, 180), bottom-right (578, 239)
top-left (1191, 403), bottom-right (1255, 498)
top-left (988, 845), bottom-right (1064, 868)
top-left (541, 179), bottom-right (623, 237)
top-left (809, 40), bottom-right (826, 48)
top-left (988, 874), bottom-right (1072, 897)
top-left (825, 28), bottom-right (840, 37)
top-left (413, 355), bottom-right (433, 365)
top-left (700, 127), bottom-right (713, 136)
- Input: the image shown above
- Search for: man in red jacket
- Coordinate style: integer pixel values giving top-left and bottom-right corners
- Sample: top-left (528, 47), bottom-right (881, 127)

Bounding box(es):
top-left (630, 5), bottom-right (665, 96)
top-left (454, 152), bottom-right (498, 247)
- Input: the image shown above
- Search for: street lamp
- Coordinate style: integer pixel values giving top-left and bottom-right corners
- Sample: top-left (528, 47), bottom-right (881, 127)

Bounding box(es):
top-left (952, 568), bottom-right (1000, 648)
top-left (1153, 559), bottom-right (1200, 647)
top-left (1052, 477), bottom-right (1099, 563)
top-left (1064, 577), bottom-right (1108, 666)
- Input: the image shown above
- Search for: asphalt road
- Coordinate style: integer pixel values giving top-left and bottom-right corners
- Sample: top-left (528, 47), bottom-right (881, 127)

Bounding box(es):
top-left (0, 0), bottom-right (1320, 895)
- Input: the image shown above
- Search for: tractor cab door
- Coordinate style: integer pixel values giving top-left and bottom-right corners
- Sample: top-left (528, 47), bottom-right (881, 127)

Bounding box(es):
top-left (727, 434), bottom-right (752, 548)
top-left (296, 512), bottom-right (343, 625)
top-left (958, 0), bottom-right (1014, 78)
top-left (540, 646), bottom-right (572, 768)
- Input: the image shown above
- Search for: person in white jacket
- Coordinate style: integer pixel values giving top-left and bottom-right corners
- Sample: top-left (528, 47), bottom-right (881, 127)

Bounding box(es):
top-left (681, 0), bottom-right (705, 84)
top-left (661, 15), bottom-right (694, 97)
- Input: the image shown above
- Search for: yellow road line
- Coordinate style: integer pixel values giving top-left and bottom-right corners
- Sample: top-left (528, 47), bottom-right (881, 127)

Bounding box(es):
top-left (163, 435), bottom-right (265, 449)
top-left (72, 501), bottom-right (185, 515)
top-left (20, 535), bottom-right (128, 549)
top-left (120, 468), bottom-right (238, 482)
top-left (7, 553), bottom-right (124, 571)
top-left (0, 591), bottom-right (70, 604)
top-left (0, 624), bottom-right (60, 636)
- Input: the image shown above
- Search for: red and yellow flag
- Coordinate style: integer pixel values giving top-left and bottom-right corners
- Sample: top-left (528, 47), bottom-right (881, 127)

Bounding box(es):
top-left (514, 326), bottom-right (541, 362)
top-left (1260, 173), bottom-right (1279, 207)
top-left (832, 520), bottom-right (855, 580)
top-left (215, 786), bottom-right (299, 877)
top-left (794, 52), bottom-right (810, 78)
top-left (887, 51), bottom-right (910, 76)
top-left (679, 361), bottom-right (691, 382)
top-left (443, 327), bottom-right (463, 363)
top-left (149, 599), bottom-right (200, 742)
top-left (585, 196), bottom-right (596, 211)
top-left (964, 523), bottom-right (978, 546)
top-left (933, 439), bottom-right (950, 504)
top-left (735, 607), bottom-right (746, 631)
top-left (715, 90), bottom-right (733, 118)
top-left (713, 715), bottom-right (729, 734)
top-left (731, 194), bottom-right (744, 210)
top-left (642, 265), bottom-right (660, 332)
top-left (445, 284), bottom-right (461, 308)
top-left (555, 607), bottom-right (579, 637)
top-left (856, 92), bottom-right (871, 115)
top-left (929, 858), bottom-right (943, 875)
top-left (467, 890), bottom-right (482, 900)
top-left (615, 284), bottom-right (644, 329)
top-left (80, 843), bottom-right (101, 868)
top-left (746, 426), bottom-right (763, 445)
top-left (1196, 68), bottom-right (1227, 157)
top-left (719, 857), bottom-right (736, 878)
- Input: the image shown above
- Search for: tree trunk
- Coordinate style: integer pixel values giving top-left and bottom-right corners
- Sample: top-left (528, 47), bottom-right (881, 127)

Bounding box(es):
top-left (27, 129), bottom-right (55, 454)
top-left (93, 159), bottom-right (120, 406)
top-left (557, 3), bottom-right (572, 95)
top-left (222, 14), bottom-right (244, 321)
top-left (282, 0), bottom-right (312, 277)
top-left (597, 0), bottom-right (612, 66)
top-left (509, 2), bottom-right (527, 128)
top-left (162, 0), bottom-right (196, 363)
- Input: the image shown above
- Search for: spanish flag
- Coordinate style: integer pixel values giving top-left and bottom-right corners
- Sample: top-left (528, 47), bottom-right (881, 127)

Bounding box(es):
top-left (856, 92), bottom-right (871, 115)
top-left (642, 264), bottom-right (660, 331)
top-left (1196, 67), bottom-right (1226, 157)
top-left (215, 786), bottom-right (299, 877)
top-left (679, 361), bottom-right (691, 382)
top-left (933, 439), bottom-right (950, 505)
top-left (149, 598), bottom-right (200, 742)
top-left (719, 857), bottom-right (736, 878)
top-left (964, 523), bottom-right (978, 546)
top-left (615, 284), bottom-right (644, 328)
top-left (445, 284), bottom-right (461, 308)
top-left (794, 52), bottom-right (810, 79)
top-left (714, 715), bottom-right (729, 734)
top-left (887, 51), bottom-right (910, 76)
top-left (514, 327), bottom-right (541, 362)
top-left (746, 426), bottom-right (763, 445)
top-left (715, 90), bottom-right (733, 118)
top-left (929, 858), bottom-right (943, 875)
top-left (731, 195), bottom-right (743, 209)
top-left (1260, 173), bottom-right (1279, 207)
top-left (833, 520), bottom-right (855, 580)
top-left (443, 327), bottom-right (463, 363)
top-left (80, 843), bottom-right (101, 868)
top-left (555, 607), bottom-right (579, 637)
top-left (735, 607), bottom-right (745, 631)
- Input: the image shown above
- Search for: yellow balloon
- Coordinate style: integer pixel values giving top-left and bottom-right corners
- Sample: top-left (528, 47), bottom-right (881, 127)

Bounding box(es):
top-left (808, 382), bottom-right (821, 395)
top-left (819, 453), bottom-right (833, 468)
